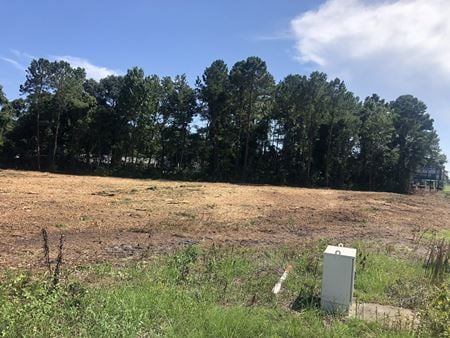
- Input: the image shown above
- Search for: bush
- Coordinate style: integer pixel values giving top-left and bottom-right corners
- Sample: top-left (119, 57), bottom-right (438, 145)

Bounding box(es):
top-left (0, 272), bottom-right (86, 337)
top-left (418, 282), bottom-right (450, 337)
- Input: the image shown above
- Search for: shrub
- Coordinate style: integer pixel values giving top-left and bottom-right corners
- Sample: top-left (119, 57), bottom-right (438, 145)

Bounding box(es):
top-left (418, 282), bottom-right (450, 337)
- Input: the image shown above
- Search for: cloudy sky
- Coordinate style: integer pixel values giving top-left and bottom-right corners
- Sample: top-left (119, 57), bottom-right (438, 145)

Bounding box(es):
top-left (1, 0), bottom-right (449, 162)
top-left (291, 0), bottom-right (450, 165)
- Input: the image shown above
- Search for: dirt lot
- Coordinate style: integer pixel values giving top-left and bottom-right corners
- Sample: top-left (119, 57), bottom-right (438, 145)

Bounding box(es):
top-left (1, 169), bottom-right (449, 268)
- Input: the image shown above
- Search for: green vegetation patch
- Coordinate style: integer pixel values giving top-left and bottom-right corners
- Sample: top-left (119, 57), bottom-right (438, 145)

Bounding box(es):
top-left (1, 242), bottom-right (448, 337)
top-left (354, 252), bottom-right (429, 308)
top-left (423, 228), bottom-right (450, 243)
top-left (442, 185), bottom-right (450, 198)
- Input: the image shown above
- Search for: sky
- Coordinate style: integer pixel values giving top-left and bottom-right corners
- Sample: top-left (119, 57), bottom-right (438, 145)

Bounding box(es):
top-left (1, 0), bottom-right (449, 164)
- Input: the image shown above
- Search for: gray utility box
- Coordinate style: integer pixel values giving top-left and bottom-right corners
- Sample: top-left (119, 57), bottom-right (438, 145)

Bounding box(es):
top-left (321, 245), bottom-right (356, 313)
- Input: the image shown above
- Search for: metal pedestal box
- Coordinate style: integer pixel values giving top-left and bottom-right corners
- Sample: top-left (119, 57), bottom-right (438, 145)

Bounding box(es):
top-left (321, 245), bottom-right (356, 313)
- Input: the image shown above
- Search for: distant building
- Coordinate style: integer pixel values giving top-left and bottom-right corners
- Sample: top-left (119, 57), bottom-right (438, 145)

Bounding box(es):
top-left (412, 167), bottom-right (447, 190)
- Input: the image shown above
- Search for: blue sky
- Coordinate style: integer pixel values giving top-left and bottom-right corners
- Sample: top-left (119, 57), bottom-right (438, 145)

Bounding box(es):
top-left (0, 0), bottom-right (317, 93)
top-left (1, 0), bottom-right (450, 164)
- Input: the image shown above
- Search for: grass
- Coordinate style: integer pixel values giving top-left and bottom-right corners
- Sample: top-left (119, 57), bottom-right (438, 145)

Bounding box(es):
top-left (422, 228), bottom-right (450, 242)
top-left (0, 242), bottom-right (447, 337)
top-left (443, 185), bottom-right (450, 198)
top-left (353, 251), bottom-right (429, 308)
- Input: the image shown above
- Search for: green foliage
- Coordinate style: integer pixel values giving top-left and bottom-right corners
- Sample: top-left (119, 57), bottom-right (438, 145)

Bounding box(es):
top-left (358, 94), bottom-right (398, 190)
top-left (229, 56), bottom-right (275, 180)
top-left (418, 282), bottom-right (450, 337)
top-left (0, 272), bottom-right (87, 337)
top-left (0, 85), bottom-right (12, 151)
top-left (160, 74), bottom-right (197, 173)
top-left (197, 60), bottom-right (234, 179)
top-left (391, 95), bottom-right (442, 193)
top-left (274, 73), bottom-right (327, 185)
top-left (1, 57), bottom-right (446, 192)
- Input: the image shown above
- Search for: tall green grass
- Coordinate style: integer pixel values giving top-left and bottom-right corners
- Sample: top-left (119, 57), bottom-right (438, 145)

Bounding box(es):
top-left (1, 242), bottom-right (445, 337)
top-left (354, 252), bottom-right (429, 308)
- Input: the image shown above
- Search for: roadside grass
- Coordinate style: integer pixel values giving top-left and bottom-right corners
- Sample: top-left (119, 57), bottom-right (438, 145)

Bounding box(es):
top-left (0, 242), bottom-right (447, 337)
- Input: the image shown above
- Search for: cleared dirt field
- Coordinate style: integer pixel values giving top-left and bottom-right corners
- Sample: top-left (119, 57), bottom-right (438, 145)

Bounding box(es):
top-left (1, 169), bottom-right (449, 268)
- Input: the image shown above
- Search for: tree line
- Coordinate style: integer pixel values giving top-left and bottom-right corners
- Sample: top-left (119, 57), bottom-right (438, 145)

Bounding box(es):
top-left (0, 57), bottom-right (446, 192)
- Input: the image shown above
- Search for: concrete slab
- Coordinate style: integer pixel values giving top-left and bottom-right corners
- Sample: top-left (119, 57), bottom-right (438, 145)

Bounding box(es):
top-left (349, 302), bottom-right (419, 329)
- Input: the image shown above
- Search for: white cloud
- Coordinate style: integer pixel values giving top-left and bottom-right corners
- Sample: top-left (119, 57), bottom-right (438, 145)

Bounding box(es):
top-left (52, 55), bottom-right (120, 81)
top-left (9, 48), bottom-right (35, 60)
top-left (291, 0), bottom-right (450, 162)
top-left (2, 50), bottom-right (119, 82)
top-left (0, 56), bottom-right (25, 71)
top-left (292, 0), bottom-right (450, 73)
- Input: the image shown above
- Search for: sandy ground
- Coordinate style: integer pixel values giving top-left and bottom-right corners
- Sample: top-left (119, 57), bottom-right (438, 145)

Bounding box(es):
top-left (1, 169), bottom-right (449, 268)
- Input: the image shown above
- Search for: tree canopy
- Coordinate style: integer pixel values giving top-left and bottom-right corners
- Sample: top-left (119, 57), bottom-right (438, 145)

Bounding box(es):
top-left (0, 57), bottom-right (446, 193)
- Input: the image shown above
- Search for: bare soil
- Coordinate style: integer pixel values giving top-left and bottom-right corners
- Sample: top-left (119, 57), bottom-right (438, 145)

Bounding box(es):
top-left (1, 170), bottom-right (449, 268)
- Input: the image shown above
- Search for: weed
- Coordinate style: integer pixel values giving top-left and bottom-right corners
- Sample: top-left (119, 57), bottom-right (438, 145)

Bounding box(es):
top-left (385, 279), bottom-right (428, 309)
top-left (418, 282), bottom-right (450, 337)
top-left (41, 229), bottom-right (51, 273)
top-left (424, 239), bottom-right (449, 283)
top-left (0, 273), bottom-right (86, 337)
top-left (53, 234), bottom-right (65, 287)
top-left (168, 244), bottom-right (201, 283)
top-left (358, 251), bottom-right (369, 271)
top-left (40, 229), bottom-right (65, 288)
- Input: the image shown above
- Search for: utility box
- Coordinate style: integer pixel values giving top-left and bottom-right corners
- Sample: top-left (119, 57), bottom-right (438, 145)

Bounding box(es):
top-left (321, 244), bottom-right (356, 313)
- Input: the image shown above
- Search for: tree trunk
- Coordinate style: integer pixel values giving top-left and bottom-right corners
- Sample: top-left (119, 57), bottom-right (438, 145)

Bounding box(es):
top-left (234, 94), bottom-right (244, 178)
top-left (36, 108), bottom-right (41, 170)
top-left (210, 112), bottom-right (219, 178)
top-left (242, 79), bottom-right (254, 180)
top-left (243, 117), bottom-right (250, 179)
top-left (325, 109), bottom-right (335, 188)
top-left (51, 109), bottom-right (61, 171)
top-left (305, 108), bottom-right (314, 186)
top-left (179, 121), bottom-right (188, 171)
